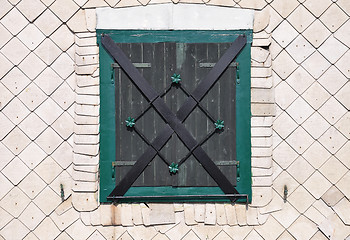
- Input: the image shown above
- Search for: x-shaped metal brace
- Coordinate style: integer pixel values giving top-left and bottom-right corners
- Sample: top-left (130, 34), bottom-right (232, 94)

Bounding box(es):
top-left (101, 35), bottom-right (247, 201)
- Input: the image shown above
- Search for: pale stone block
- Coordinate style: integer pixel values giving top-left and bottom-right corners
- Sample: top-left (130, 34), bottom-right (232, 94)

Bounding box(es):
top-left (184, 204), bottom-right (196, 225)
top-left (288, 185), bottom-right (315, 213)
top-left (251, 88), bottom-right (274, 103)
top-left (51, 207), bottom-right (80, 231)
top-left (72, 181), bottom-right (98, 192)
top-left (235, 204), bottom-right (246, 226)
top-left (75, 115), bottom-right (99, 125)
top-left (1, 8), bottom-right (28, 35)
top-left (286, 35), bottom-right (315, 64)
top-left (76, 85), bottom-right (99, 95)
top-left (74, 154), bottom-right (99, 165)
top-left (75, 104), bottom-right (99, 116)
top-left (131, 204), bottom-right (143, 225)
top-left (74, 144), bottom-right (99, 156)
top-left (75, 36), bottom-right (97, 47)
top-left (55, 195), bottom-right (73, 215)
top-left (251, 116), bottom-right (273, 127)
top-left (259, 191), bottom-right (282, 214)
top-left (204, 203), bottom-right (216, 225)
top-left (141, 203), bottom-right (151, 226)
top-left (251, 157), bottom-right (272, 169)
top-left (2, 157), bottom-right (30, 185)
top-left (252, 147), bottom-right (272, 157)
top-left (34, 187), bottom-right (61, 215)
top-left (2, 97), bottom-right (30, 126)
top-left (85, 8), bottom-right (96, 31)
top-left (76, 45), bottom-right (99, 56)
top-left (67, 9), bottom-right (88, 32)
top-left (253, 9), bottom-right (270, 33)
top-left (76, 32), bottom-right (97, 38)
top-left (304, 206), bottom-right (326, 226)
top-left (251, 67), bottom-right (272, 78)
top-left (215, 203), bottom-right (227, 225)
top-left (120, 204), bottom-right (133, 226)
top-left (194, 204), bottom-right (205, 223)
top-left (239, 0), bottom-right (267, 10)
top-left (72, 192), bottom-right (98, 211)
top-left (251, 47), bottom-right (270, 63)
top-left (252, 167), bottom-right (272, 177)
top-left (288, 5), bottom-right (315, 33)
top-left (76, 64), bottom-right (99, 75)
top-left (255, 215), bottom-right (284, 239)
top-left (251, 137), bottom-right (272, 147)
top-left (72, 170), bottom-right (97, 182)
top-left (289, 215), bottom-right (318, 240)
top-left (252, 176), bottom-right (272, 187)
top-left (252, 38), bottom-right (271, 47)
top-left (0, 187), bottom-right (30, 218)
top-left (90, 208), bottom-right (101, 226)
top-left (251, 103), bottom-right (275, 116)
top-left (65, 219), bottom-right (95, 240)
top-left (74, 134), bottom-right (99, 145)
top-left (322, 186), bottom-right (344, 207)
top-left (333, 198), bottom-right (350, 225)
top-left (251, 127), bottom-right (272, 137)
top-left (149, 204), bottom-right (175, 225)
top-left (99, 204), bottom-right (113, 226)
top-left (77, 75), bottom-right (100, 87)
top-left (75, 124), bottom-right (99, 135)
top-left (74, 166), bottom-right (98, 174)
top-left (173, 203), bottom-right (184, 212)
top-left (251, 187), bottom-right (272, 207)
top-left (224, 204), bottom-right (237, 226)
top-left (1, 37), bottom-right (30, 65)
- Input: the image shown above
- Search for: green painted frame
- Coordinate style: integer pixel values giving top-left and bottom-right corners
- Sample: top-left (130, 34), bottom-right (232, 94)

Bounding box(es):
top-left (98, 30), bottom-right (252, 203)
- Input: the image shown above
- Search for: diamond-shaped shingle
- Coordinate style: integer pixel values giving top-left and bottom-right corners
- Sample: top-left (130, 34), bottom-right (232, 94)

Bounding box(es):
top-left (272, 21), bottom-right (298, 48)
top-left (18, 202), bottom-right (46, 230)
top-left (1, 67), bottom-right (31, 96)
top-left (1, 157), bottom-right (30, 185)
top-left (17, 24), bottom-right (46, 51)
top-left (303, 141), bottom-right (331, 169)
top-left (286, 35), bottom-right (315, 64)
top-left (319, 4), bottom-right (348, 32)
top-left (0, 219), bottom-right (30, 240)
top-left (34, 38), bottom-right (62, 65)
top-left (334, 20), bottom-right (350, 48)
top-left (302, 112), bottom-right (330, 139)
top-left (287, 4), bottom-right (314, 33)
top-left (304, 171), bottom-right (332, 199)
top-left (0, 0), bottom-right (12, 20)
top-left (18, 113), bottom-right (47, 140)
top-left (51, 25), bottom-right (75, 51)
top-left (36, 98), bottom-right (63, 125)
top-left (273, 111), bottom-right (298, 139)
top-left (2, 97), bottom-right (30, 125)
top-left (36, 127), bottom-right (63, 154)
top-left (0, 23), bottom-right (12, 49)
top-left (273, 141), bottom-right (298, 169)
top-left (34, 67), bottom-right (63, 95)
top-left (33, 217), bottom-right (61, 240)
top-left (286, 97), bottom-right (314, 124)
top-left (34, 156), bottom-right (62, 184)
top-left (16, 0), bottom-right (46, 22)
top-left (18, 170), bottom-right (46, 199)
top-left (287, 156), bottom-right (314, 184)
top-left (271, 0), bottom-right (299, 18)
top-left (18, 142), bottom-right (46, 169)
top-left (0, 187), bottom-right (30, 217)
top-left (303, 20), bottom-right (331, 48)
top-left (275, 81), bottom-right (298, 110)
top-left (34, 9), bottom-right (62, 36)
top-left (302, 51), bottom-right (330, 79)
top-left (33, 187), bottom-right (61, 215)
top-left (336, 171), bottom-right (350, 199)
top-left (52, 82), bottom-right (75, 110)
top-left (319, 126), bottom-right (347, 154)
top-left (51, 53), bottom-right (74, 79)
top-left (286, 126), bottom-right (314, 154)
top-left (288, 215), bottom-right (317, 239)
top-left (320, 156), bottom-right (347, 184)
top-left (288, 185), bottom-right (315, 213)
top-left (0, 83), bottom-right (13, 111)
top-left (319, 97), bottom-right (347, 125)
top-left (302, 82), bottom-right (330, 110)
top-left (303, 0), bottom-right (332, 17)
top-left (50, 0), bottom-right (79, 22)
top-left (0, 52), bottom-right (13, 79)
top-left (319, 36), bottom-right (347, 64)
top-left (52, 112), bottom-right (74, 140)
top-left (2, 127), bottom-right (31, 155)
top-left (335, 50), bottom-right (350, 78)
top-left (18, 52), bottom-right (46, 80)
top-left (318, 66), bottom-right (347, 95)
top-left (335, 82), bottom-right (350, 110)
top-left (0, 172), bottom-right (13, 200)
top-left (334, 112), bottom-right (350, 140)
top-left (273, 50), bottom-right (298, 79)
top-left (1, 37), bottom-right (30, 65)
top-left (0, 112), bottom-right (14, 140)
top-left (18, 83), bottom-right (47, 111)
top-left (0, 8), bottom-right (28, 35)
top-left (0, 141), bottom-right (14, 170)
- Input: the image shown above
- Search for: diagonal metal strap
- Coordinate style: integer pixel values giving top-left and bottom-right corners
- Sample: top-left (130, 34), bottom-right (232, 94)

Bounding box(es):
top-left (102, 35), bottom-right (247, 199)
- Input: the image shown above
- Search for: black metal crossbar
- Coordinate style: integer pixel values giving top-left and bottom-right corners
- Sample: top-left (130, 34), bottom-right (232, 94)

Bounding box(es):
top-left (101, 35), bottom-right (247, 201)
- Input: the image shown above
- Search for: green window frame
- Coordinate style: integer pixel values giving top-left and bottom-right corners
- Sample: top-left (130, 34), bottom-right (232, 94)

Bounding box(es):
top-left (98, 30), bottom-right (252, 203)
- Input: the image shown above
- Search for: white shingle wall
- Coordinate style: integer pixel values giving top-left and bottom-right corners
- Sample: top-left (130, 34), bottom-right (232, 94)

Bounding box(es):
top-left (0, 0), bottom-right (349, 239)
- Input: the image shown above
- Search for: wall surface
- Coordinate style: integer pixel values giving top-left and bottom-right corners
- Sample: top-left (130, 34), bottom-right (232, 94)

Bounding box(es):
top-left (0, 0), bottom-right (349, 239)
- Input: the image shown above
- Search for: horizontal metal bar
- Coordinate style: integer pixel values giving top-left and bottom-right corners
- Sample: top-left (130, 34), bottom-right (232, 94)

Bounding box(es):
top-left (107, 194), bottom-right (248, 203)
top-left (199, 62), bottom-right (237, 68)
top-left (114, 160), bottom-right (238, 166)
top-left (112, 63), bottom-right (151, 68)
